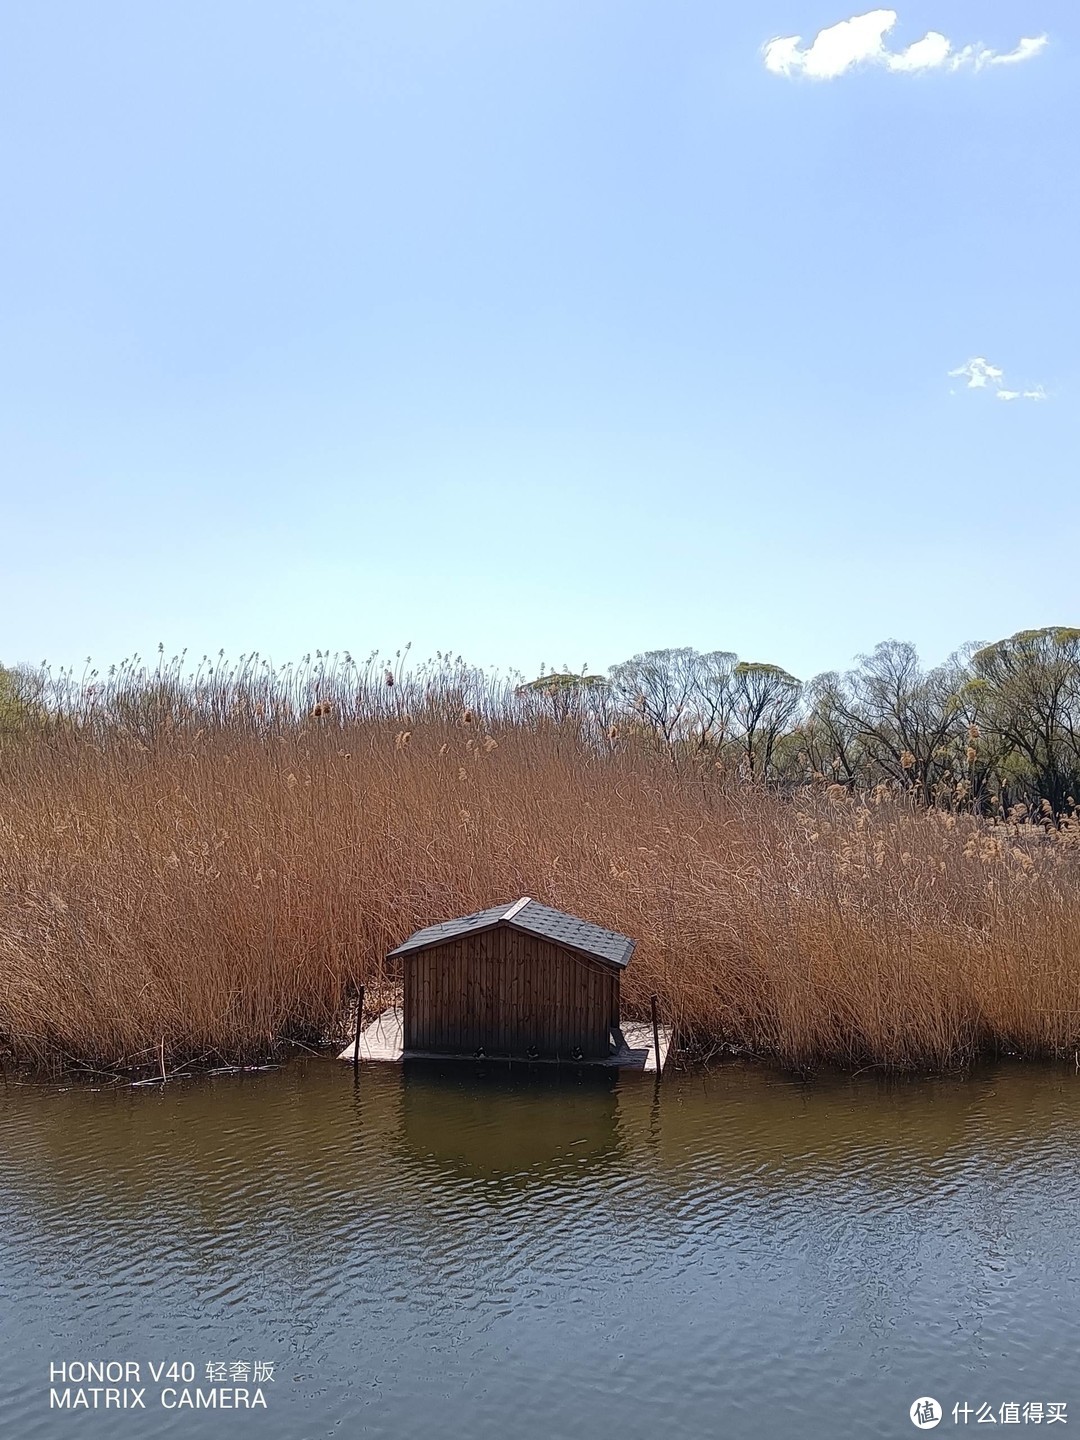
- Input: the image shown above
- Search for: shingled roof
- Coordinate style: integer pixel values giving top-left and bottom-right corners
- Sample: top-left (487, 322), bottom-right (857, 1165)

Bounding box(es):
top-left (387, 898), bottom-right (636, 970)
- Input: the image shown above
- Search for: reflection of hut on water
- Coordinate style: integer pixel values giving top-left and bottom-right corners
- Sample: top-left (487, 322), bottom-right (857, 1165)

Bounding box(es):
top-left (399, 1062), bottom-right (626, 1183)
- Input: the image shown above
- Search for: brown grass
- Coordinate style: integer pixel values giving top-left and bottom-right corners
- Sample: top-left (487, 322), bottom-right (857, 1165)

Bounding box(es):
top-left (2, 683), bottom-right (1080, 1074)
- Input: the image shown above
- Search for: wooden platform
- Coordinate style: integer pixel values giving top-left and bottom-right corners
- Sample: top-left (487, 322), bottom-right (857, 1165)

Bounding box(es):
top-left (337, 1007), bottom-right (672, 1073)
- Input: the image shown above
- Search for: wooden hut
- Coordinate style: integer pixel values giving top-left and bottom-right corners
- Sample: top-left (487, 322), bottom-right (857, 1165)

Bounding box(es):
top-left (389, 897), bottom-right (636, 1061)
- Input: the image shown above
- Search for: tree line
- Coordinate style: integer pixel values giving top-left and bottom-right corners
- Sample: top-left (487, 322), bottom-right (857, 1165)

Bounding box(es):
top-left (518, 627), bottom-right (1080, 819)
top-left (4, 625), bottom-right (1080, 818)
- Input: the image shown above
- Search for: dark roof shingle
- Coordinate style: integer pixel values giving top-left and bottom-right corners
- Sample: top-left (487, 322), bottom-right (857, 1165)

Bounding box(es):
top-left (387, 898), bottom-right (635, 969)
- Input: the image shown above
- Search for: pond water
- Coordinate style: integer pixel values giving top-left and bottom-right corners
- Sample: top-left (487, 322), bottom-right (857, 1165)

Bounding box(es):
top-left (1, 1057), bottom-right (1078, 1439)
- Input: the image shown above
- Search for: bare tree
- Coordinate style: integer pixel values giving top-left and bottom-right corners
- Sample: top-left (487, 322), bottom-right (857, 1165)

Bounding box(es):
top-left (732, 662), bottom-right (802, 778)
top-left (608, 649), bottom-right (701, 748)
top-left (968, 627), bottom-right (1080, 816)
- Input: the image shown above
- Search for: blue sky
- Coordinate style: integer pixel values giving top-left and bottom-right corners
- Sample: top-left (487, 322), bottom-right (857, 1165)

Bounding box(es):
top-left (1, 2), bottom-right (1075, 684)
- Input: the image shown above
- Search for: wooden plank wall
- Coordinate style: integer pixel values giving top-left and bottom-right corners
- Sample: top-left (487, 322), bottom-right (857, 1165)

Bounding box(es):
top-left (403, 928), bottom-right (617, 1058)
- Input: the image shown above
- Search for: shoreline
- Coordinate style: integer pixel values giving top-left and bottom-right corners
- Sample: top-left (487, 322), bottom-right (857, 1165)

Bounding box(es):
top-left (4, 1035), bottom-right (1077, 1089)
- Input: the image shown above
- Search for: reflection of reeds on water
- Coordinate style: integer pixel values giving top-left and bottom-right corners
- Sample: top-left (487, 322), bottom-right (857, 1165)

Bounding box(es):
top-left (2, 651), bottom-right (1080, 1074)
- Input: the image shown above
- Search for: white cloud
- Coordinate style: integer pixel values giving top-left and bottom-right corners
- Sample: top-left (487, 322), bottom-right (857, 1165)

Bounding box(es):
top-left (988, 36), bottom-right (1049, 66)
top-left (886, 31), bottom-right (950, 72)
top-left (949, 359), bottom-right (1047, 403)
top-left (949, 358), bottom-right (1003, 389)
top-left (763, 9), bottom-right (895, 78)
top-left (763, 11), bottom-right (1048, 80)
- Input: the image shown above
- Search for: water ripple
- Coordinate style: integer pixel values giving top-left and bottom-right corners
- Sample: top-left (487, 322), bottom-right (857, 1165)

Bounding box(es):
top-left (2, 1060), bottom-right (1080, 1439)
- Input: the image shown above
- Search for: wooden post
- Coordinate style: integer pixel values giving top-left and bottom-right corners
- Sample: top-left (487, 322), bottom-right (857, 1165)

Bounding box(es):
top-left (650, 993), bottom-right (662, 1077)
top-left (352, 984), bottom-right (365, 1071)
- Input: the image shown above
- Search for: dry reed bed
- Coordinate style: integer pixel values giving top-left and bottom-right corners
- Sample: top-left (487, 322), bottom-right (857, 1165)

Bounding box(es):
top-left (2, 711), bottom-right (1079, 1074)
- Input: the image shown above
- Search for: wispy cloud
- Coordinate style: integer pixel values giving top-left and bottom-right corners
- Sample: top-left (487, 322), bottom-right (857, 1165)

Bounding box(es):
top-left (996, 386), bottom-right (1048, 404)
top-left (763, 11), bottom-right (1048, 80)
top-left (949, 358), bottom-right (1048, 403)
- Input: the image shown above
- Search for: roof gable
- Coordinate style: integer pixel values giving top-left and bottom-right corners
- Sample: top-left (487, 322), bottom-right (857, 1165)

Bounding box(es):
top-left (387, 898), bottom-right (635, 969)
top-left (506, 900), bottom-right (635, 968)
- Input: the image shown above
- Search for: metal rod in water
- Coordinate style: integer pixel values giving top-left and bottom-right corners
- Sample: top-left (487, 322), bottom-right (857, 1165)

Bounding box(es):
top-left (353, 984), bottom-right (365, 1071)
